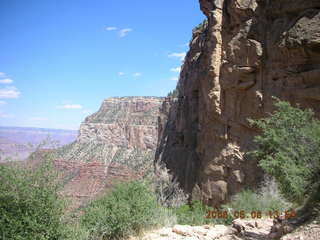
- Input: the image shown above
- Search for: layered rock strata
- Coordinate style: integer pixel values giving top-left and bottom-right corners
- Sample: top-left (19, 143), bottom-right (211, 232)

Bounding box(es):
top-left (60, 97), bottom-right (163, 174)
top-left (156, 0), bottom-right (320, 206)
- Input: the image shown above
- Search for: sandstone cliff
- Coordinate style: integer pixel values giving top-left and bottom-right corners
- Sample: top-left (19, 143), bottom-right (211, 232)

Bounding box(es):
top-left (60, 97), bottom-right (163, 173)
top-left (156, 0), bottom-right (320, 207)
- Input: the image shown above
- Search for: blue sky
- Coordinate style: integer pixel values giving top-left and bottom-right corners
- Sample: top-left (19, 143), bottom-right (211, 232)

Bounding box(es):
top-left (0, 0), bottom-right (204, 130)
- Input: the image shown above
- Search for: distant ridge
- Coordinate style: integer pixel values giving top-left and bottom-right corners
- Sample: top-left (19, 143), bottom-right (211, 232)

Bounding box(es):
top-left (0, 126), bottom-right (78, 132)
top-left (0, 126), bottom-right (78, 161)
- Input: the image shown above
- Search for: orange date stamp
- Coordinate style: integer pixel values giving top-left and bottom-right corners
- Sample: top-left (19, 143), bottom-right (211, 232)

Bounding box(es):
top-left (205, 210), bottom-right (296, 219)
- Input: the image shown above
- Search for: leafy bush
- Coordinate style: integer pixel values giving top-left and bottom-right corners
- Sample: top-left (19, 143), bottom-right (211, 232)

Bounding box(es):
top-left (219, 177), bottom-right (290, 222)
top-left (81, 180), bottom-right (165, 240)
top-left (225, 190), bottom-right (262, 213)
top-left (64, 222), bottom-right (90, 240)
top-left (0, 154), bottom-right (68, 240)
top-left (249, 100), bottom-right (320, 204)
top-left (223, 189), bottom-right (289, 215)
top-left (173, 200), bottom-right (215, 226)
top-left (173, 179), bottom-right (291, 226)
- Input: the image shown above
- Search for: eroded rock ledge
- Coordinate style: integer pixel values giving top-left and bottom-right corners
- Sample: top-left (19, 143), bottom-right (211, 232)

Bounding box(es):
top-left (60, 97), bottom-right (163, 172)
top-left (156, 0), bottom-right (320, 206)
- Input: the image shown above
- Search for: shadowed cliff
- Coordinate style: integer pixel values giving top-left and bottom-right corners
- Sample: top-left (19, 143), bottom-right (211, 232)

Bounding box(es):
top-left (156, 0), bottom-right (320, 207)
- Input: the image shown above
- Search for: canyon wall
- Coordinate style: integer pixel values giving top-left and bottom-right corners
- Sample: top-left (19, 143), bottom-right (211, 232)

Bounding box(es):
top-left (60, 96), bottom-right (163, 173)
top-left (156, 0), bottom-right (320, 207)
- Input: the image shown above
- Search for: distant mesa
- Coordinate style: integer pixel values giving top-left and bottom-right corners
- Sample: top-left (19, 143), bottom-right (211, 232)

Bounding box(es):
top-left (58, 96), bottom-right (164, 173)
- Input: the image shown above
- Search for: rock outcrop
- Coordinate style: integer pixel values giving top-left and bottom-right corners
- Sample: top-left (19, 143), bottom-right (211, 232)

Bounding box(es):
top-left (60, 97), bottom-right (163, 173)
top-left (156, 0), bottom-right (320, 207)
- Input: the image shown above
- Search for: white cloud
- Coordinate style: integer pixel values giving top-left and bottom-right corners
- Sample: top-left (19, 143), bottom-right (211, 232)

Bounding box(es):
top-left (171, 77), bottom-right (179, 81)
top-left (0, 101), bottom-right (6, 105)
top-left (170, 67), bottom-right (181, 73)
top-left (0, 87), bottom-right (20, 99)
top-left (133, 72), bottom-right (142, 77)
top-left (119, 28), bottom-right (133, 37)
top-left (56, 104), bottom-right (83, 109)
top-left (106, 26), bottom-right (117, 31)
top-left (168, 52), bottom-right (186, 61)
top-left (0, 72), bottom-right (6, 77)
top-left (0, 78), bottom-right (13, 84)
top-left (118, 72), bottom-right (125, 76)
top-left (29, 117), bottom-right (48, 121)
top-left (0, 112), bottom-right (14, 118)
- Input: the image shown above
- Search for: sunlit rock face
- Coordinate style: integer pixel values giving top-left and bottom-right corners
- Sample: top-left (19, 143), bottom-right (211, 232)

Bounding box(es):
top-left (156, 0), bottom-right (320, 207)
top-left (60, 97), bottom-right (163, 173)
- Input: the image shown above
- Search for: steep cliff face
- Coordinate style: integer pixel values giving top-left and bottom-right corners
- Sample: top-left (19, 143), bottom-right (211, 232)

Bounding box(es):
top-left (156, 0), bottom-right (320, 207)
top-left (61, 97), bottom-right (163, 173)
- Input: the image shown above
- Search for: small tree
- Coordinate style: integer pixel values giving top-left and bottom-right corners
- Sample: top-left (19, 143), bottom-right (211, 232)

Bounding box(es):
top-left (249, 99), bottom-right (320, 206)
top-left (81, 180), bottom-right (161, 240)
top-left (0, 152), bottom-right (68, 240)
top-left (167, 88), bottom-right (179, 98)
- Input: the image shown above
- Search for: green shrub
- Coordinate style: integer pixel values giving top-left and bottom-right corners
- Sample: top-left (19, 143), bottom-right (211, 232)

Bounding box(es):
top-left (223, 188), bottom-right (289, 216)
top-left (224, 190), bottom-right (261, 213)
top-left (81, 180), bottom-right (164, 240)
top-left (219, 177), bottom-right (291, 222)
top-left (64, 222), bottom-right (90, 240)
top-left (173, 200), bottom-right (215, 226)
top-left (0, 155), bottom-right (68, 240)
top-left (249, 99), bottom-right (320, 204)
top-left (173, 184), bottom-right (290, 226)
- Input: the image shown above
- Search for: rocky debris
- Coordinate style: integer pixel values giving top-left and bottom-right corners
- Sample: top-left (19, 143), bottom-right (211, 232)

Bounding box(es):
top-left (268, 216), bottom-right (295, 239)
top-left (280, 221), bottom-right (320, 240)
top-left (232, 219), bottom-right (274, 240)
top-left (129, 218), bottom-right (287, 240)
top-left (156, 0), bottom-right (320, 206)
top-left (130, 224), bottom-right (236, 240)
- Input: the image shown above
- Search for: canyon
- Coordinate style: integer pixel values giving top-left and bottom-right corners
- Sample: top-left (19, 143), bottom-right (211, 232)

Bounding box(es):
top-left (28, 97), bottom-right (164, 209)
top-left (3, 1), bottom-right (320, 240)
top-left (7, 0), bottom-right (320, 212)
top-left (56, 97), bottom-right (162, 179)
top-left (56, 0), bottom-right (320, 209)
top-left (59, 96), bottom-right (163, 173)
